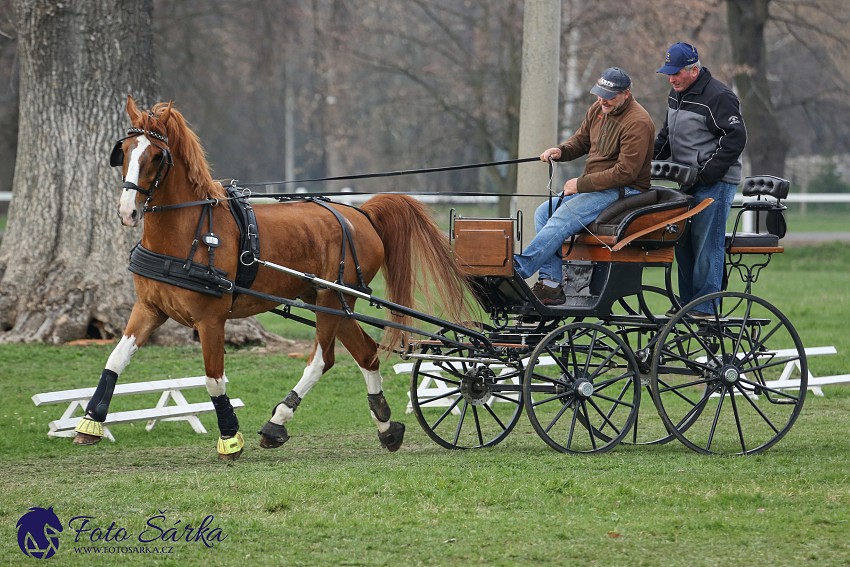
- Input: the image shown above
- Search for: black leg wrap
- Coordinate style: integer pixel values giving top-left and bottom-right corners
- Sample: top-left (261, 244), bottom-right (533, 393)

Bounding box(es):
top-left (367, 392), bottom-right (391, 422)
top-left (211, 394), bottom-right (240, 437)
top-left (85, 369), bottom-right (118, 422)
top-left (378, 421), bottom-right (405, 452)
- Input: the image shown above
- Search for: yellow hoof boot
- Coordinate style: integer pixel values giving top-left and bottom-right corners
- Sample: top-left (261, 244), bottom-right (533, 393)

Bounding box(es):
top-left (73, 417), bottom-right (104, 445)
top-left (217, 432), bottom-right (244, 461)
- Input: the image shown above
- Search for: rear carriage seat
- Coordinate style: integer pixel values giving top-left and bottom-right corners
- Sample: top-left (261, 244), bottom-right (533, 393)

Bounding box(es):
top-left (725, 175), bottom-right (789, 254)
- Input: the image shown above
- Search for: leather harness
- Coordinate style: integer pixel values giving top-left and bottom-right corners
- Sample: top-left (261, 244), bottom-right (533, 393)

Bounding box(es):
top-left (128, 190), bottom-right (367, 309)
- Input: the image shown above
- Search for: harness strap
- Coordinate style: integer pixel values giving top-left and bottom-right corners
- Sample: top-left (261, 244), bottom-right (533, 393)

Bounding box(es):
top-left (128, 243), bottom-right (232, 297)
top-left (307, 198), bottom-right (372, 314)
top-left (227, 186), bottom-right (260, 294)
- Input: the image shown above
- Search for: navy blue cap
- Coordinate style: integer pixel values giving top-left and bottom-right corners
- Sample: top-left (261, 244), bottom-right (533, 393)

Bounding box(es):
top-left (657, 42), bottom-right (699, 74)
top-left (589, 67), bottom-right (631, 100)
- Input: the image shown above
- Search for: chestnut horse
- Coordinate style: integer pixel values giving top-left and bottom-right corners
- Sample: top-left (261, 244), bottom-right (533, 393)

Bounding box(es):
top-left (73, 96), bottom-right (472, 459)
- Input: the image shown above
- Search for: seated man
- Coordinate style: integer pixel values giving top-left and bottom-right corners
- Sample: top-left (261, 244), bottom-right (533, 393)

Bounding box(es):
top-left (514, 67), bottom-right (656, 305)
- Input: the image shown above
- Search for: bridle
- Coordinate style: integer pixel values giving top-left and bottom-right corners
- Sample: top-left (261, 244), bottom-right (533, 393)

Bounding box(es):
top-left (110, 125), bottom-right (174, 209)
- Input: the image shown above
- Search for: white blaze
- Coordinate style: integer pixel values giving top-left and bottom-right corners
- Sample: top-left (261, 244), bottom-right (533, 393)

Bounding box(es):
top-left (118, 136), bottom-right (152, 225)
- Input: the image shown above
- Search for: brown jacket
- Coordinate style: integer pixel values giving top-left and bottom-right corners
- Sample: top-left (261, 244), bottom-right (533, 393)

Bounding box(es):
top-left (557, 95), bottom-right (655, 193)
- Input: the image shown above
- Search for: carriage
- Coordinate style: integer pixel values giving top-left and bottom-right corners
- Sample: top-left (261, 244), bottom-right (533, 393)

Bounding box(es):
top-left (409, 162), bottom-right (802, 456)
top-left (77, 97), bottom-right (805, 459)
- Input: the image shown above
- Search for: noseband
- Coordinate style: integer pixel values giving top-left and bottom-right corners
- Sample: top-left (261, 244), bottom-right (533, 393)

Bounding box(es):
top-left (111, 126), bottom-right (173, 205)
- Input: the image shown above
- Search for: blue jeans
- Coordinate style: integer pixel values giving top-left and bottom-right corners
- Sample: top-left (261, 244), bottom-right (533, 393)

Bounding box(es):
top-left (514, 187), bottom-right (640, 281)
top-left (676, 181), bottom-right (737, 314)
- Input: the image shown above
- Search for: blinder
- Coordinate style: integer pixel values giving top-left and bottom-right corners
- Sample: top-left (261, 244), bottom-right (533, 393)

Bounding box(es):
top-left (109, 140), bottom-right (125, 168)
top-left (109, 126), bottom-right (173, 202)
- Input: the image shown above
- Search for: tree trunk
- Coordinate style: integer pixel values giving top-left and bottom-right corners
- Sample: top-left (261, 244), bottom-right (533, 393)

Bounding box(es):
top-left (0, 0), bottom-right (274, 346)
top-left (726, 0), bottom-right (789, 177)
top-left (0, 0), bottom-right (157, 343)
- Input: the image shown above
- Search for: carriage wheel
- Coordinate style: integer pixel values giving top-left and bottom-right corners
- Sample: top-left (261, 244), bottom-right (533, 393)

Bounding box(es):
top-left (610, 285), bottom-right (681, 446)
top-left (523, 322), bottom-right (641, 454)
top-left (650, 291), bottom-right (807, 455)
top-left (409, 327), bottom-right (524, 449)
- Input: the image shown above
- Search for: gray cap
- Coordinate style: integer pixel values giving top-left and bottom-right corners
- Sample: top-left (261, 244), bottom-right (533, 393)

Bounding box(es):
top-left (590, 67), bottom-right (631, 99)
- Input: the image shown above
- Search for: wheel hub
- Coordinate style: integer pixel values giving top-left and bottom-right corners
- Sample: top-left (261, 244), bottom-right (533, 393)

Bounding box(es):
top-left (573, 378), bottom-right (595, 399)
top-left (461, 365), bottom-right (494, 406)
top-left (721, 365), bottom-right (740, 384)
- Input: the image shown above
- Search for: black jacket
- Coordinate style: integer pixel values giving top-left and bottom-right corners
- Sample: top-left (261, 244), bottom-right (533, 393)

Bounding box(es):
top-left (654, 67), bottom-right (747, 186)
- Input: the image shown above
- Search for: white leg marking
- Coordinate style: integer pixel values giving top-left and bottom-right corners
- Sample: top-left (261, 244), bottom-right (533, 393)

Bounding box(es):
top-left (270, 345), bottom-right (325, 425)
top-left (361, 366), bottom-right (390, 433)
top-left (105, 335), bottom-right (139, 375)
top-left (205, 375), bottom-right (227, 397)
top-left (361, 366), bottom-right (383, 396)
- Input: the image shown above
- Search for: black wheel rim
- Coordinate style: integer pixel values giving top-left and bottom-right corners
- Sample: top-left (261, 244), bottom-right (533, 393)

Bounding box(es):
top-left (650, 291), bottom-right (807, 455)
top-left (409, 328), bottom-right (523, 449)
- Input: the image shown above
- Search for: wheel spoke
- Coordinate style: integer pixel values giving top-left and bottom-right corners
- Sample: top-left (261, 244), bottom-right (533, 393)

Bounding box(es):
top-left (410, 326), bottom-right (524, 450)
top-left (651, 292), bottom-right (806, 455)
top-left (524, 322), bottom-right (639, 454)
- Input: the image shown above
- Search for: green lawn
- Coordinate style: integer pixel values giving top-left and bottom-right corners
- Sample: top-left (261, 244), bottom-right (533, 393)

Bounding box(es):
top-left (2, 242), bottom-right (849, 566)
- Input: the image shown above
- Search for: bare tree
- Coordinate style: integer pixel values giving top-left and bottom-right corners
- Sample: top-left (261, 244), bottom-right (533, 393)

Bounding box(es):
top-left (726, 0), bottom-right (790, 176)
top-left (0, 0), bottom-right (158, 343)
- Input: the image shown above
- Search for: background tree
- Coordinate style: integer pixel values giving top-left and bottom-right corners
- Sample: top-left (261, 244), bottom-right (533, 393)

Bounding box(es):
top-left (0, 0), bottom-right (158, 343)
top-left (1, 0), bottom-right (849, 345)
top-left (727, 0), bottom-right (790, 177)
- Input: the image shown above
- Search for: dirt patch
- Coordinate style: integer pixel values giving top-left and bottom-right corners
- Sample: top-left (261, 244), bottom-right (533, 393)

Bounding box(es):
top-left (246, 338), bottom-right (314, 358)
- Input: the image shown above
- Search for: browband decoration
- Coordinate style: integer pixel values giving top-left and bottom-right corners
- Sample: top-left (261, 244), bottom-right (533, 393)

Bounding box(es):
top-left (127, 126), bottom-right (168, 144)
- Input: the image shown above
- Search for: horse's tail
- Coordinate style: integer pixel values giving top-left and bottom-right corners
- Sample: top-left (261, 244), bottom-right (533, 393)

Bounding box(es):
top-left (360, 194), bottom-right (476, 353)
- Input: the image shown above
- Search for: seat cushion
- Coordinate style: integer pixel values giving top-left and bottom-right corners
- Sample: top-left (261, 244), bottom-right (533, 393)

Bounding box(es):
top-left (725, 233), bottom-right (780, 249)
top-left (586, 188), bottom-right (692, 239)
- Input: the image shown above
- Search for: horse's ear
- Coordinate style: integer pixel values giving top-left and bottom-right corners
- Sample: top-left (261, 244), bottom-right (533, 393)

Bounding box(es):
top-left (126, 95), bottom-right (143, 123)
top-left (158, 101), bottom-right (174, 125)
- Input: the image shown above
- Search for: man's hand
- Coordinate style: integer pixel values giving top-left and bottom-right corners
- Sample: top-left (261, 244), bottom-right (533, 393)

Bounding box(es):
top-left (563, 178), bottom-right (579, 195)
top-left (540, 147), bottom-right (562, 163)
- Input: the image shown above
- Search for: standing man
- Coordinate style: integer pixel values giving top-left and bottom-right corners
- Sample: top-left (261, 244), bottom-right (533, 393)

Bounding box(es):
top-left (654, 42), bottom-right (747, 317)
top-left (514, 67), bottom-right (655, 305)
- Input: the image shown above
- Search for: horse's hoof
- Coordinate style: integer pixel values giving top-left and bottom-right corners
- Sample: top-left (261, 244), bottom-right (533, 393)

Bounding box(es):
top-left (73, 417), bottom-right (104, 445)
top-left (258, 421), bottom-right (289, 449)
top-left (217, 432), bottom-right (244, 461)
top-left (378, 421), bottom-right (405, 452)
top-left (73, 432), bottom-right (103, 445)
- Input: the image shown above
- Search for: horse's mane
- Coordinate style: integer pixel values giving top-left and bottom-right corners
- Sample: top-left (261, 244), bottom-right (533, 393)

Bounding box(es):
top-left (141, 102), bottom-right (226, 201)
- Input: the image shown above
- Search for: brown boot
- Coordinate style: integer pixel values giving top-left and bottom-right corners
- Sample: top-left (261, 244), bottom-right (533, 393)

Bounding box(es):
top-left (531, 281), bottom-right (566, 306)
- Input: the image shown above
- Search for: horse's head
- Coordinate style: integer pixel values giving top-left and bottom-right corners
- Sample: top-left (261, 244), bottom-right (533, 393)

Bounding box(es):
top-left (112, 96), bottom-right (174, 226)
top-left (111, 96), bottom-right (222, 227)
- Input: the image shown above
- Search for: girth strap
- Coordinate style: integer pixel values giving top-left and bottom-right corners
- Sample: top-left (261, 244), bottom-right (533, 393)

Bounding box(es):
top-left (128, 243), bottom-right (232, 297)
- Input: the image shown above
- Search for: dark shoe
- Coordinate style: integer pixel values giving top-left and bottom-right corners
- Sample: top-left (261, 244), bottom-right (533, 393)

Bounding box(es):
top-left (532, 281), bottom-right (566, 306)
top-left (687, 311), bottom-right (715, 321)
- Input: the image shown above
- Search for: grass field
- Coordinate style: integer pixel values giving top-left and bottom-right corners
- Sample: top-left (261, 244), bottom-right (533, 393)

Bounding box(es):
top-left (1, 243), bottom-right (849, 566)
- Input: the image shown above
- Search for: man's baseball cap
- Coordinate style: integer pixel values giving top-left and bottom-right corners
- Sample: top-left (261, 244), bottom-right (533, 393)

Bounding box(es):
top-left (657, 42), bottom-right (699, 74)
top-left (589, 67), bottom-right (631, 100)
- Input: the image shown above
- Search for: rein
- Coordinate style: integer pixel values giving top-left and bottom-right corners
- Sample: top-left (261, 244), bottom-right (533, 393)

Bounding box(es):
top-left (236, 156), bottom-right (540, 188)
